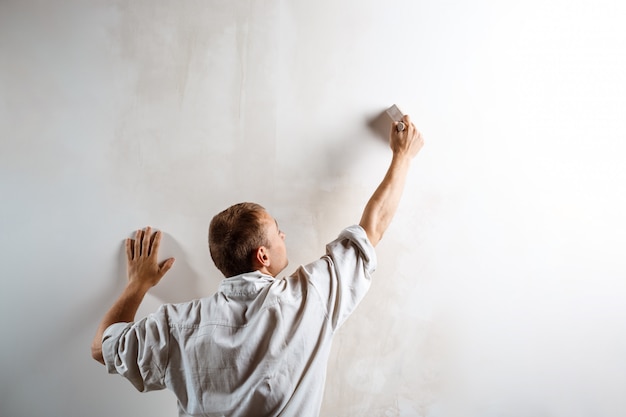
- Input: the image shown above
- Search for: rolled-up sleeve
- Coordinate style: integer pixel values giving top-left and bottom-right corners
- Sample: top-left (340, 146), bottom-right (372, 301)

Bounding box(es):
top-left (304, 225), bottom-right (377, 331)
top-left (102, 306), bottom-right (170, 392)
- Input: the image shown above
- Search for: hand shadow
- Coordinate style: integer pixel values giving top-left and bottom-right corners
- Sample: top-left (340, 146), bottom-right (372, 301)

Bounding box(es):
top-left (148, 232), bottom-right (207, 304)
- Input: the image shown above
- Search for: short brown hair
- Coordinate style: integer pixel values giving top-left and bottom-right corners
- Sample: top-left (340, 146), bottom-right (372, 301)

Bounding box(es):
top-left (209, 202), bottom-right (269, 277)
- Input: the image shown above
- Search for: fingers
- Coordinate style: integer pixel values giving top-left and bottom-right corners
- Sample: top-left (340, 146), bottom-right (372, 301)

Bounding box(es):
top-left (149, 230), bottom-right (162, 257)
top-left (400, 114), bottom-right (421, 141)
top-left (159, 257), bottom-right (176, 275)
top-left (129, 226), bottom-right (170, 258)
top-left (134, 229), bottom-right (142, 257)
top-left (129, 226), bottom-right (158, 258)
top-left (141, 226), bottom-right (151, 257)
top-left (402, 115), bottom-right (416, 135)
top-left (126, 238), bottom-right (133, 260)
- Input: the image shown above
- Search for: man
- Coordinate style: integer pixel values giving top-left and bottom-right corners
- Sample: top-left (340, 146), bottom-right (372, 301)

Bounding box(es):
top-left (91, 115), bottom-right (424, 416)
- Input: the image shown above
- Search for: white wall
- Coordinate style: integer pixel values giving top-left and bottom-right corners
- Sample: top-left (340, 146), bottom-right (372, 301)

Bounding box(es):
top-left (2, 1), bottom-right (625, 416)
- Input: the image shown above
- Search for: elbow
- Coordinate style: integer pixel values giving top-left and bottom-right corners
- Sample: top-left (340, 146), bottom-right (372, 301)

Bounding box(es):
top-left (359, 222), bottom-right (382, 247)
top-left (367, 231), bottom-right (383, 247)
top-left (360, 208), bottom-right (389, 247)
top-left (91, 342), bottom-right (105, 365)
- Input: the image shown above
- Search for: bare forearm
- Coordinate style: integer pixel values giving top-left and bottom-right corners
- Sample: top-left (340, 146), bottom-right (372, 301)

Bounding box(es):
top-left (91, 282), bottom-right (149, 364)
top-left (359, 154), bottom-right (412, 246)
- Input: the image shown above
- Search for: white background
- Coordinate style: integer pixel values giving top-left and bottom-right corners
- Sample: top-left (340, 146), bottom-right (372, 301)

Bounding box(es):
top-left (1, 1), bottom-right (625, 416)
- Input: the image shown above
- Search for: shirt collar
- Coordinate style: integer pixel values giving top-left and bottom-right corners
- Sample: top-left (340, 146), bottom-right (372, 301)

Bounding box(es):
top-left (219, 270), bottom-right (275, 296)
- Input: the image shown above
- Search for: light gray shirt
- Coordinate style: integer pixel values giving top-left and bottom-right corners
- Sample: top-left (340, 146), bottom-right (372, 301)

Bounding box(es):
top-left (102, 225), bottom-right (376, 417)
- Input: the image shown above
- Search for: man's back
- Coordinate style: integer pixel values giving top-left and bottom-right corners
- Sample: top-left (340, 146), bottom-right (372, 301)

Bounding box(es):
top-left (102, 226), bottom-right (376, 416)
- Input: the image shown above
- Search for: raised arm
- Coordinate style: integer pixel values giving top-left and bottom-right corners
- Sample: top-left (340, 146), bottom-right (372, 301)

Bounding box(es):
top-left (359, 115), bottom-right (424, 246)
top-left (91, 227), bottom-right (175, 364)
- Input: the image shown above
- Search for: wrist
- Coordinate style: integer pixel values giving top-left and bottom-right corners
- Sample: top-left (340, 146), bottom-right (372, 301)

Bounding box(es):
top-left (124, 279), bottom-right (152, 296)
top-left (390, 153), bottom-right (412, 172)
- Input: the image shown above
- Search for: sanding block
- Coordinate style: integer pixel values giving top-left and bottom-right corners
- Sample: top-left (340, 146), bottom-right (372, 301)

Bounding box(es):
top-left (386, 104), bottom-right (405, 132)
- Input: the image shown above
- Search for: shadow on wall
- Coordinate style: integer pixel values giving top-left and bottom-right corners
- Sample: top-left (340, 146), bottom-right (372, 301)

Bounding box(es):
top-left (83, 233), bottom-right (203, 343)
top-left (274, 107), bottom-right (395, 270)
top-left (148, 232), bottom-right (206, 304)
top-left (307, 108), bottom-right (393, 236)
top-left (366, 108), bottom-right (395, 143)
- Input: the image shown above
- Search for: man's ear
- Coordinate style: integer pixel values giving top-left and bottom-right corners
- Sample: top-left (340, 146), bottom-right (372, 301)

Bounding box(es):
top-left (254, 246), bottom-right (270, 268)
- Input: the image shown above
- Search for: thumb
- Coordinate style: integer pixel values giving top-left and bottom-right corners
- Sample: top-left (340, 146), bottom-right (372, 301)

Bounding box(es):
top-left (159, 258), bottom-right (176, 275)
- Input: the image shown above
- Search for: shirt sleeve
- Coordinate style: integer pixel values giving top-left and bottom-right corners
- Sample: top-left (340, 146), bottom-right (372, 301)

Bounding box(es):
top-left (303, 224), bottom-right (377, 331)
top-left (101, 305), bottom-right (171, 392)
